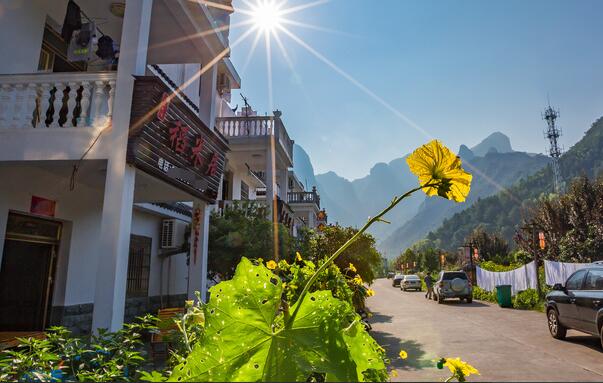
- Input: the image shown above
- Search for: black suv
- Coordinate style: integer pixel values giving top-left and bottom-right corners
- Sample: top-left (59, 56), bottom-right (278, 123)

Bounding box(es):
top-left (545, 263), bottom-right (603, 349)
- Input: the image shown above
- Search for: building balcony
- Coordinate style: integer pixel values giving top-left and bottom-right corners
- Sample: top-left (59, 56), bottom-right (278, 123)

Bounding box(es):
top-left (288, 189), bottom-right (321, 209)
top-left (0, 71), bottom-right (116, 130)
top-left (216, 112), bottom-right (294, 166)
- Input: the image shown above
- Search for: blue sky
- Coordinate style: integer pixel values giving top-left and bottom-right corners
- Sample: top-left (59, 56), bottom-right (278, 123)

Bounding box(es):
top-left (229, 0), bottom-right (603, 180)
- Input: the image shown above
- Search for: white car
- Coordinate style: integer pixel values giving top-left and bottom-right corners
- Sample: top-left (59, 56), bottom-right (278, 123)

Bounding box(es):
top-left (401, 275), bottom-right (422, 291)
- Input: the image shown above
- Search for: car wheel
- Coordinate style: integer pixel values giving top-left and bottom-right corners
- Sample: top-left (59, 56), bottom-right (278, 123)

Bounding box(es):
top-left (548, 309), bottom-right (567, 340)
top-left (467, 297), bottom-right (473, 304)
top-left (438, 294), bottom-right (444, 304)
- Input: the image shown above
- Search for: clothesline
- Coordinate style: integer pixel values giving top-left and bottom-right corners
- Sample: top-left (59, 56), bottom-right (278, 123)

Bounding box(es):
top-left (476, 261), bottom-right (538, 296)
top-left (544, 260), bottom-right (591, 286)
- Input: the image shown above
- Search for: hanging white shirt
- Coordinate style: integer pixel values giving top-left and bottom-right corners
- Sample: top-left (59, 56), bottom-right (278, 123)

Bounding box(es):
top-left (476, 261), bottom-right (538, 296)
top-left (544, 260), bottom-right (591, 286)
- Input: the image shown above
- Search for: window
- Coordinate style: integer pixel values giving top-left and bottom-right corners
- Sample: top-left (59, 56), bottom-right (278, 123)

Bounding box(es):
top-left (566, 269), bottom-right (587, 291)
top-left (584, 269), bottom-right (603, 290)
top-left (126, 235), bottom-right (152, 297)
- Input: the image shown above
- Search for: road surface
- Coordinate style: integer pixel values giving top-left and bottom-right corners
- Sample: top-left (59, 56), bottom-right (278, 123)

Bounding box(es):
top-left (366, 278), bottom-right (603, 382)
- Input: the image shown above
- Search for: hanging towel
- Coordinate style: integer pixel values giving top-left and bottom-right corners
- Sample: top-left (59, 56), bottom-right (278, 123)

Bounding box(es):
top-left (544, 260), bottom-right (591, 286)
top-left (61, 0), bottom-right (82, 43)
top-left (476, 261), bottom-right (538, 296)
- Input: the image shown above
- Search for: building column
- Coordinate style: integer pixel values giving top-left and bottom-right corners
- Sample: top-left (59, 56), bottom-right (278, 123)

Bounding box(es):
top-left (199, 65), bottom-right (218, 129)
top-left (188, 200), bottom-right (211, 301)
top-left (91, 0), bottom-right (153, 332)
top-left (279, 169), bottom-right (289, 200)
top-left (0, 206), bottom-right (8, 266)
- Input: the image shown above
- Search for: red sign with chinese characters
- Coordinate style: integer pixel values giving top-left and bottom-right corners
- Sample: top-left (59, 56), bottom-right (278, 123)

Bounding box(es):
top-left (30, 196), bottom-right (56, 217)
top-left (127, 76), bottom-right (229, 202)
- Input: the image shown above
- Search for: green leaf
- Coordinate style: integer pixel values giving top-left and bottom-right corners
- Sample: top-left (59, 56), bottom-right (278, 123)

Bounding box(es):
top-left (342, 320), bottom-right (386, 381)
top-left (168, 258), bottom-right (360, 382)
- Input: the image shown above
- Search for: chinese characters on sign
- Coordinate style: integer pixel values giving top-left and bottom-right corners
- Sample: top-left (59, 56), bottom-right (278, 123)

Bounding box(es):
top-left (165, 114), bottom-right (219, 176)
top-left (192, 207), bottom-right (201, 264)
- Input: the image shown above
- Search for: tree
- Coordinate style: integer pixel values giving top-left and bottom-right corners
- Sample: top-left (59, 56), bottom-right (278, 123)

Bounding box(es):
top-left (208, 202), bottom-right (295, 280)
top-left (465, 226), bottom-right (511, 264)
top-left (517, 175), bottom-right (603, 263)
top-left (309, 225), bottom-right (382, 284)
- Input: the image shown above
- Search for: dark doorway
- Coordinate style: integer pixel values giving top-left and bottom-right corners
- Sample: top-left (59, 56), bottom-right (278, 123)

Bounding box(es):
top-left (0, 213), bottom-right (61, 331)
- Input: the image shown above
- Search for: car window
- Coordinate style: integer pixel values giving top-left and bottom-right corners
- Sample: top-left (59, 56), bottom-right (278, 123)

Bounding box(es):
top-left (442, 272), bottom-right (467, 280)
top-left (584, 269), bottom-right (603, 290)
top-left (406, 275), bottom-right (419, 280)
top-left (566, 269), bottom-right (587, 290)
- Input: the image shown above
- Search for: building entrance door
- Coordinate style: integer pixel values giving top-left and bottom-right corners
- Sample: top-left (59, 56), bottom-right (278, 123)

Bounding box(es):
top-left (0, 213), bottom-right (61, 331)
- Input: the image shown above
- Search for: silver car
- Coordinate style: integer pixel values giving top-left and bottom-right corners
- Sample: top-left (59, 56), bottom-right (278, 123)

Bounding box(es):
top-left (400, 275), bottom-right (422, 291)
top-left (434, 271), bottom-right (473, 303)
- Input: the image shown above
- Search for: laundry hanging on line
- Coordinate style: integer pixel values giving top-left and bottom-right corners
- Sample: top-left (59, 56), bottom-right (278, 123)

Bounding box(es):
top-left (544, 260), bottom-right (591, 286)
top-left (476, 261), bottom-right (538, 296)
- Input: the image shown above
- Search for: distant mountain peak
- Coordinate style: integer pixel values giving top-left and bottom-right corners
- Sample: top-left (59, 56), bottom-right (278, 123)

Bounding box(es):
top-left (471, 132), bottom-right (513, 157)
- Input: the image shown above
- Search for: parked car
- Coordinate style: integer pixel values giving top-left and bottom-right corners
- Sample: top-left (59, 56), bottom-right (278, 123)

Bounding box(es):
top-left (434, 271), bottom-right (472, 304)
top-left (401, 275), bottom-right (422, 291)
top-left (387, 272), bottom-right (395, 279)
top-left (392, 274), bottom-right (404, 287)
top-left (545, 262), bottom-right (603, 349)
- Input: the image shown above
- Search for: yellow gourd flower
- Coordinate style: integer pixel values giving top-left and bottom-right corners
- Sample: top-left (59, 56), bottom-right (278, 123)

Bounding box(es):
top-left (366, 289), bottom-right (375, 297)
top-left (399, 350), bottom-right (408, 360)
top-left (296, 252), bottom-right (303, 262)
top-left (390, 370), bottom-right (398, 377)
top-left (406, 140), bottom-right (472, 202)
top-left (266, 260), bottom-right (277, 270)
top-left (444, 357), bottom-right (480, 378)
top-left (185, 300), bottom-right (194, 308)
top-left (349, 263), bottom-right (357, 273)
top-left (353, 275), bottom-right (363, 285)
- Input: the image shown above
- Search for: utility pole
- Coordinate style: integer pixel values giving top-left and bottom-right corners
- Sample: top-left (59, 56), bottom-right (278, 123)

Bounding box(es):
top-left (543, 104), bottom-right (563, 193)
top-left (522, 223), bottom-right (543, 298)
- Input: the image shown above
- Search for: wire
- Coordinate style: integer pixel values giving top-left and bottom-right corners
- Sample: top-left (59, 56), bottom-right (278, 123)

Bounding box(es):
top-left (69, 123), bottom-right (110, 191)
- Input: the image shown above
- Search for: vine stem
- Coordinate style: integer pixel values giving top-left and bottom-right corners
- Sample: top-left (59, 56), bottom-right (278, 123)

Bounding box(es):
top-left (285, 181), bottom-right (439, 328)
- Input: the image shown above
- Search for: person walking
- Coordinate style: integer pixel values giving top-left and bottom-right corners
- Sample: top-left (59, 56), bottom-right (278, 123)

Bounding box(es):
top-left (425, 273), bottom-right (434, 300)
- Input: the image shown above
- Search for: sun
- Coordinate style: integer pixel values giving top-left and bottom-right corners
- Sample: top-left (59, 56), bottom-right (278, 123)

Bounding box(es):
top-left (250, 0), bottom-right (284, 32)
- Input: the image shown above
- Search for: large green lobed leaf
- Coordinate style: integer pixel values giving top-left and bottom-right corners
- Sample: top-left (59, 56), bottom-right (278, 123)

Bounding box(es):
top-left (168, 258), bottom-right (384, 382)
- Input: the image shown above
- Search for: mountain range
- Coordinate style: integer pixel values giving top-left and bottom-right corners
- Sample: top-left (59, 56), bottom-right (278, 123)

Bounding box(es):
top-left (293, 132), bottom-right (551, 258)
top-left (426, 116), bottom-right (603, 251)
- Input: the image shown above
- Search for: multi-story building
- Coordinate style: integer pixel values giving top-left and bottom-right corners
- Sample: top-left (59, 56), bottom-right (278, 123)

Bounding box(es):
top-left (0, 0), bottom-right (239, 334)
top-left (215, 107), bottom-right (327, 236)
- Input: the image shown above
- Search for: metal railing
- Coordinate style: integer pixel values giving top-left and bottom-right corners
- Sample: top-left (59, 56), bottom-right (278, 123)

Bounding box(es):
top-left (288, 191), bottom-right (320, 208)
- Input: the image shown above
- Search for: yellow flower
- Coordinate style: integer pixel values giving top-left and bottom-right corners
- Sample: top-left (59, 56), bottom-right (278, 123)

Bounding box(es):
top-left (367, 288), bottom-right (375, 297)
top-left (353, 275), bottom-right (363, 286)
top-left (266, 260), bottom-right (277, 270)
top-left (390, 370), bottom-right (398, 378)
top-left (444, 357), bottom-right (480, 378)
top-left (296, 252), bottom-right (303, 262)
top-left (185, 300), bottom-right (194, 308)
top-left (399, 350), bottom-right (408, 360)
top-left (349, 263), bottom-right (357, 273)
top-left (406, 140), bottom-right (472, 202)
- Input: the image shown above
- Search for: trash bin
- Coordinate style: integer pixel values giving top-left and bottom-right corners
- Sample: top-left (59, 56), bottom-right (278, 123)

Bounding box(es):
top-left (496, 285), bottom-right (512, 308)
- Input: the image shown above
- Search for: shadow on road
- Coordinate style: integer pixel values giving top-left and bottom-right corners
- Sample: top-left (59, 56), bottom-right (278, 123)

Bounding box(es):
top-left (564, 335), bottom-right (602, 352)
top-left (368, 312), bottom-right (393, 324)
top-left (371, 330), bottom-right (435, 371)
top-left (435, 300), bottom-right (490, 308)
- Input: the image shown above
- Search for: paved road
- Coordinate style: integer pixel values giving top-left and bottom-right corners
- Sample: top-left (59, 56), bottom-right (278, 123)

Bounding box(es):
top-left (366, 278), bottom-right (603, 382)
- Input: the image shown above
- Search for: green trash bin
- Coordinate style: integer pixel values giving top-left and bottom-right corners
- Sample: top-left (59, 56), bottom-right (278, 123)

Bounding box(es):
top-left (496, 285), bottom-right (512, 308)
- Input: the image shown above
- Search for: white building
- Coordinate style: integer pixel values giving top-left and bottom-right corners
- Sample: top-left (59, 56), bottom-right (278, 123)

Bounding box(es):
top-left (0, 0), bottom-right (240, 334)
top-left (215, 107), bottom-right (327, 236)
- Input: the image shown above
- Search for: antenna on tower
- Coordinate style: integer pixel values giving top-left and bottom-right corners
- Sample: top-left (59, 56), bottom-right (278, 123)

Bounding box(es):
top-left (542, 103), bottom-right (563, 193)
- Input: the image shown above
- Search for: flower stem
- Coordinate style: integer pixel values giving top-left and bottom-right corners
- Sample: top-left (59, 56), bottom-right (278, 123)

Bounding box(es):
top-left (286, 182), bottom-right (438, 328)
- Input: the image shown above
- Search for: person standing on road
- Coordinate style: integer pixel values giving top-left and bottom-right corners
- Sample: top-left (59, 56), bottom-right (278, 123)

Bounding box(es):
top-left (425, 273), bottom-right (434, 300)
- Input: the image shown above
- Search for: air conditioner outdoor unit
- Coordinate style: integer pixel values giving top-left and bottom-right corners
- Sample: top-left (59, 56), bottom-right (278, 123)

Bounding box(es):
top-left (161, 219), bottom-right (188, 249)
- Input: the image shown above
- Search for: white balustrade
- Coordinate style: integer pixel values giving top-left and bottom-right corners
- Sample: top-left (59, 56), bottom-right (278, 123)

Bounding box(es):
top-left (0, 72), bottom-right (117, 129)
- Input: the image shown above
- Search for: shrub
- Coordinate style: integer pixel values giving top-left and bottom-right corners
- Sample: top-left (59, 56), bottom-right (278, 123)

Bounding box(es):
top-left (512, 289), bottom-right (543, 311)
top-left (472, 286), bottom-right (497, 303)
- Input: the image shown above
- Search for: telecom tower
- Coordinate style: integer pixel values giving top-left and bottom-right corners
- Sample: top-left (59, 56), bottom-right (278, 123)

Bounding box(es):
top-left (543, 105), bottom-right (563, 193)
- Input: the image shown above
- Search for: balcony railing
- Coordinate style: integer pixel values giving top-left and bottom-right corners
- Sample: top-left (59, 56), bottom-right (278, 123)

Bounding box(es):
top-left (0, 72), bottom-right (117, 129)
top-left (288, 191), bottom-right (320, 209)
top-left (216, 114), bottom-right (294, 162)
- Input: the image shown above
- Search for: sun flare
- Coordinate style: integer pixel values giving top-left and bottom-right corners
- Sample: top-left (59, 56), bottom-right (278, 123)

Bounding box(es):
top-left (250, 0), bottom-right (284, 32)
